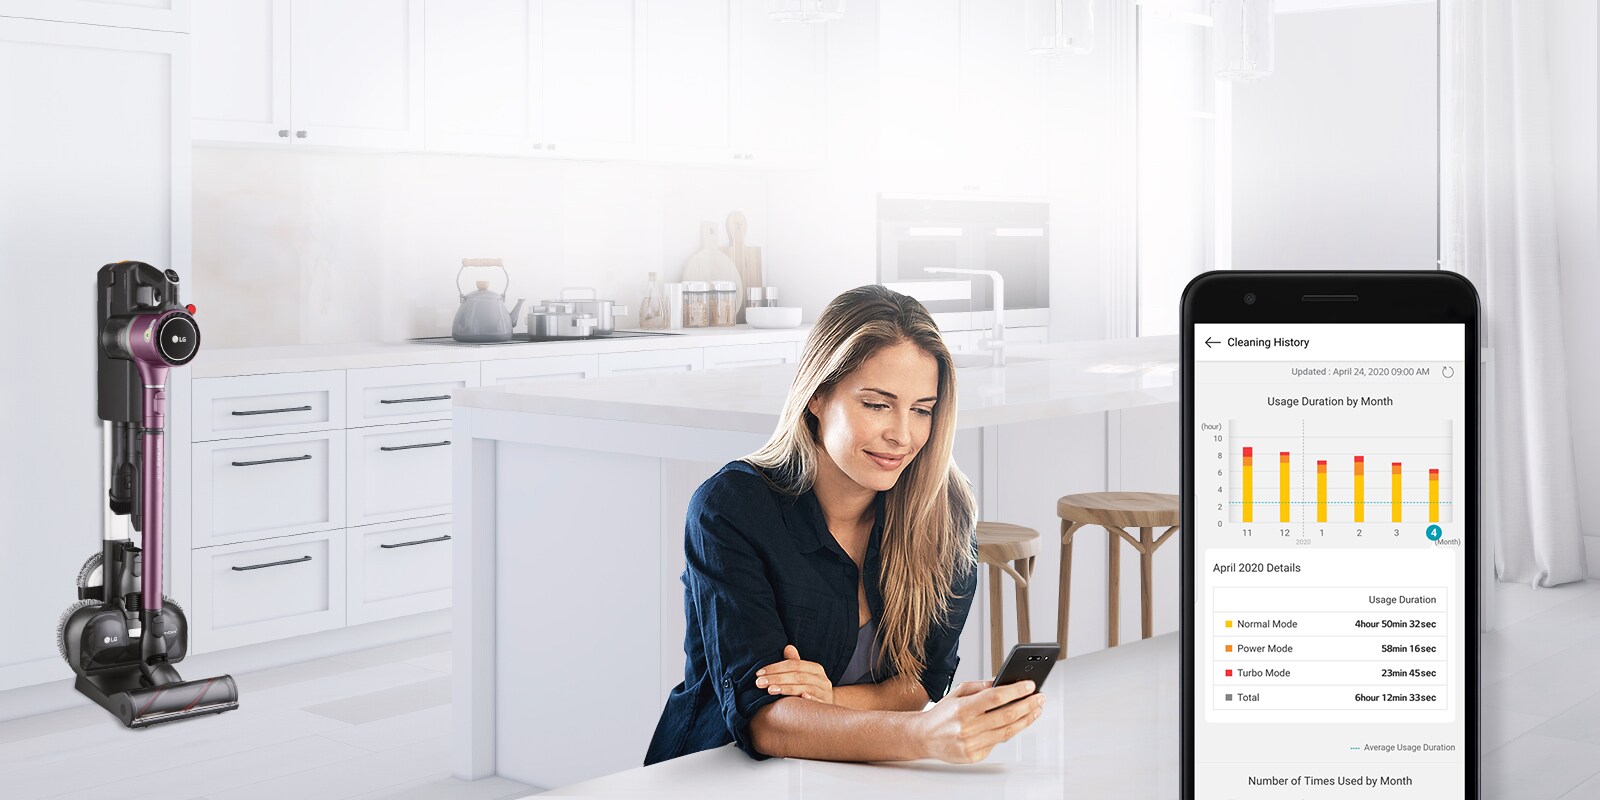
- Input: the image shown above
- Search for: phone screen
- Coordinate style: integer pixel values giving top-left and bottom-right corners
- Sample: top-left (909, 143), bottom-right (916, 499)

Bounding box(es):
top-left (1190, 322), bottom-right (1470, 797)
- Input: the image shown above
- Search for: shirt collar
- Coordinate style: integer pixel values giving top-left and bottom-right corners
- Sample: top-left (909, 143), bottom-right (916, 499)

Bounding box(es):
top-left (793, 485), bottom-right (887, 560)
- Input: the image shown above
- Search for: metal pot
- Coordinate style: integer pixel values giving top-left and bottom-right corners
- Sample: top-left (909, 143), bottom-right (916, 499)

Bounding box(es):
top-left (545, 287), bottom-right (628, 335)
top-left (525, 303), bottom-right (598, 340)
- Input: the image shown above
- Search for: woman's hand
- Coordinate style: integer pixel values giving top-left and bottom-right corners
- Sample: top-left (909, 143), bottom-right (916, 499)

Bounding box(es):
top-left (755, 645), bottom-right (835, 705)
top-left (913, 679), bottom-right (1045, 763)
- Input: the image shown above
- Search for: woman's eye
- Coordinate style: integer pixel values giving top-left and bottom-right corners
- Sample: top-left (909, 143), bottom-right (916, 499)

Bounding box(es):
top-left (863, 402), bottom-right (889, 411)
top-left (914, 407), bottom-right (933, 417)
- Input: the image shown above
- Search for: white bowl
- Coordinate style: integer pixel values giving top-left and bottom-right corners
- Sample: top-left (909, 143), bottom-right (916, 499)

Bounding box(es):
top-left (746, 306), bottom-right (802, 329)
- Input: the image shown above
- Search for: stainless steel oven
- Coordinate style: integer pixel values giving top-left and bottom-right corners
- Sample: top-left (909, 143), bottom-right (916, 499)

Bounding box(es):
top-left (876, 196), bottom-right (1049, 317)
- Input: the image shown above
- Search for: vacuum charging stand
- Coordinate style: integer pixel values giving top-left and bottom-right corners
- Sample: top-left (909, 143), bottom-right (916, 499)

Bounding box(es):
top-left (54, 261), bottom-right (239, 728)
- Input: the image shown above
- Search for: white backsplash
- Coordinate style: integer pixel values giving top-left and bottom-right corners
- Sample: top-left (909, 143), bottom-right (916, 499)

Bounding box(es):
top-left (193, 147), bottom-right (773, 348)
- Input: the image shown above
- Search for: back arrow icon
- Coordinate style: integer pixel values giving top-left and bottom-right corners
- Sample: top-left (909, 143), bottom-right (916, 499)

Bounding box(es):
top-left (1204, 337), bottom-right (1219, 348)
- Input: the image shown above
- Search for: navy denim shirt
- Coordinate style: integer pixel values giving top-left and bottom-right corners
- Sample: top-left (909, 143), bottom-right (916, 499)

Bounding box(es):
top-left (644, 460), bottom-right (976, 764)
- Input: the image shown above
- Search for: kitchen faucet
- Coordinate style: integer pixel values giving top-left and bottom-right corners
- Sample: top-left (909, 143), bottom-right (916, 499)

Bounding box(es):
top-left (924, 267), bottom-right (1006, 367)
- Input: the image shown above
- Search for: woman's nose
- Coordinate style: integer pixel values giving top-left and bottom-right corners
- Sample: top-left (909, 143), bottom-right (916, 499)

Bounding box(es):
top-left (884, 411), bottom-right (910, 446)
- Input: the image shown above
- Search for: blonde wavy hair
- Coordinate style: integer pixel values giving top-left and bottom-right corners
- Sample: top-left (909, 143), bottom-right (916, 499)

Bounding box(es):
top-left (745, 285), bottom-right (977, 685)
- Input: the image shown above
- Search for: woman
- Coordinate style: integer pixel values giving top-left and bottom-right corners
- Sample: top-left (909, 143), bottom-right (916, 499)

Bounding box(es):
top-left (645, 285), bottom-right (1045, 765)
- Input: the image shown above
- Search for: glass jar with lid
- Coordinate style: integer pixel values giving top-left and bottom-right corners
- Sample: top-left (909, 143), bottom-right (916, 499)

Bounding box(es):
top-left (682, 281), bottom-right (712, 328)
top-left (710, 280), bottom-right (737, 327)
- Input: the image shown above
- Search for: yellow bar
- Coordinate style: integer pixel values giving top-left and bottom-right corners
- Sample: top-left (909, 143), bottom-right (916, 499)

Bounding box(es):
top-left (1354, 457), bottom-right (1365, 523)
top-left (1429, 469), bottom-right (1439, 523)
top-left (1243, 447), bottom-right (1253, 523)
top-left (1279, 452), bottom-right (1290, 523)
top-left (1392, 462), bottom-right (1403, 523)
top-left (1316, 461), bottom-right (1327, 522)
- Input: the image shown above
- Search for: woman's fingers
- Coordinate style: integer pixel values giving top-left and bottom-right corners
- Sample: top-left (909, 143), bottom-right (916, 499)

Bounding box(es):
top-left (755, 660), bottom-right (827, 685)
top-left (967, 693), bottom-right (1045, 735)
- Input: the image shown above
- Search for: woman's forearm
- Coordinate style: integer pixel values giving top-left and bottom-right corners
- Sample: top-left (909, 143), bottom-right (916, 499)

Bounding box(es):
top-left (749, 697), bottom-right (927, 761)
top-left (832, 676), bottom-right (929, 712)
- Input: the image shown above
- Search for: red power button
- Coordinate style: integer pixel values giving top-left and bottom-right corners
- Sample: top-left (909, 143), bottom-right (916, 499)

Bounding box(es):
top-left (185, 304), bottom-right (196, 314)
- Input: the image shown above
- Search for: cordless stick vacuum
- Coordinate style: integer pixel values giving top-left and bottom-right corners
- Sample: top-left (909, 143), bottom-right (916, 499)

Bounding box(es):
top-left (55, 261), bottom-right (239, 728)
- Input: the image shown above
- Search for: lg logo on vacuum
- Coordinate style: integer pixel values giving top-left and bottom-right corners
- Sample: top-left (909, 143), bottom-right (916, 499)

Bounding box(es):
top-left (171, 335), bottom-right (186, 343)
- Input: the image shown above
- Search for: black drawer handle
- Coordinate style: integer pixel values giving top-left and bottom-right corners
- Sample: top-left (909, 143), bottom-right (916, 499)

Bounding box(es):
top-left (380, 534), bottom-right (451, 549)
top-left (379, 440), bottom-right (451, 452)
top-left (232, 405), bottom-right (313, 416)
top-left (230, 454), bottom-right (313, 467)
top-left (231, 555), bottom-right (313, 571)
top-left (379, 395), bottom-right (450, 404)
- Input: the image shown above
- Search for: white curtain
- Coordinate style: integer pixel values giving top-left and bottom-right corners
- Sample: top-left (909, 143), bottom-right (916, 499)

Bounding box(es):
top-left (1440, 0), bottom-right (1587, 586)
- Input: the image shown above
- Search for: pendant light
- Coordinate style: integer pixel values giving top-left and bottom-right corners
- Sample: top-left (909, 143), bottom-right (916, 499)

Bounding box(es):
top-left (1213, 0), bottom-right (1274, 80)
top-left (1025, 0), bottom-right (1094, 56)
top-left (768, 0), bottom-right (844, 23)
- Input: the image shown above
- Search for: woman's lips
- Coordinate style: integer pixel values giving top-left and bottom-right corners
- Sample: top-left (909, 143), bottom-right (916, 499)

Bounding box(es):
top-left (865, 451), bottom-right (906, 470)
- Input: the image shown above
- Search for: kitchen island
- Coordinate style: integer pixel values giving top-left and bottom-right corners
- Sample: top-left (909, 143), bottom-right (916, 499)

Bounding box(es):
top-left (451, 336), bottom-right (1178, 788)
top-left (542, 633), bottom-right (1180, 798)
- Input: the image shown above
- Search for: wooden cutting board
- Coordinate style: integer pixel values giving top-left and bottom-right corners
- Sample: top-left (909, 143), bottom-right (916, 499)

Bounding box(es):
top-left (721, 211), bottom-right (763, 322)
top-left (682, 221), bottom-right (741, 290)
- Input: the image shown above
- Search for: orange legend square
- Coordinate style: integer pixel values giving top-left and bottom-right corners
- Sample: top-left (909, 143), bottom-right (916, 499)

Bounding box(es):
top-left (1225, 645), bottom-right (1234, 652)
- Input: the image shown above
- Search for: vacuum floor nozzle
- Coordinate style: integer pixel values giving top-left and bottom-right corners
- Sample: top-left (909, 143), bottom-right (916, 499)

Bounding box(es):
top-left (79, 672), bottom-right (240, 728)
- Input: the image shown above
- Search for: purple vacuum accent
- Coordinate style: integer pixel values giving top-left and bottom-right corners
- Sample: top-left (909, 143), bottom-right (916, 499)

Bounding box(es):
top-left (118, 310), bottom-right (199, 617)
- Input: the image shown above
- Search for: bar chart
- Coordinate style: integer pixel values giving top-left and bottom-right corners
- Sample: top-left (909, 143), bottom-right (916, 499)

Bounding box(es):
top-left (1228, 420), bottom-right (1452, 525)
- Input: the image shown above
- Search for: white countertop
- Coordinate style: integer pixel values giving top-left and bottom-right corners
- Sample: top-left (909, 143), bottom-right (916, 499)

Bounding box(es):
top-left (189, 325), bottom-right (814, 378)
top-left (538, 633), bottom-right (1180, 798)
top-left (453, 335), bottom-right (1178, 432)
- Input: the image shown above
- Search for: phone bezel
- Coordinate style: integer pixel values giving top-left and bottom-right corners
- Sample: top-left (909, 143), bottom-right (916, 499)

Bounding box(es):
top-left (1179, 270), bottom-right (1481, 799)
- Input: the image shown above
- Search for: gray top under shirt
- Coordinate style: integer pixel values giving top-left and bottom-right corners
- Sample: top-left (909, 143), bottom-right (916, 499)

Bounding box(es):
top-left (837, 618), bottom-right (885, 686)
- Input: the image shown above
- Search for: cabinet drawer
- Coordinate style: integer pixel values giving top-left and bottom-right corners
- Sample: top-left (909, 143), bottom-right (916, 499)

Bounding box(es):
top-left (481, 354), bottom-right (600, 385)
top-left (193, 371), bottom-right (345, 441)
top-left (193, 430), bottom-right (345, 547)
top-left (347, 516), bottom-right (452, 625)
top-left (703, 341), bottom-right (798, 370)
top-left (190, 530), bottom-right (346, 652)
top-left (347, 421), bottom-right (452, 527)
top-left (596, 348), bottom-right (702, 376)
top-left (347, 362), bottom-right (479, 426)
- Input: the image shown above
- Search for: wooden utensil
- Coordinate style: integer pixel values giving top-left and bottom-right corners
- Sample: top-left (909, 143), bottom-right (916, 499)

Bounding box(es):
top-left (721, 211), bottom-right (764, 323)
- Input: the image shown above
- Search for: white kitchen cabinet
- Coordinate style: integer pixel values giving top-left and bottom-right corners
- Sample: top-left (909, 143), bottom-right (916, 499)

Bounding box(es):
top-left (193, 0), bottom-right (423, 148)
top-left (192, 0), bottom-right (289, 143)
top-left (192, 370), bottom-right (345, 440)
top-left (878, 0), bottom-right (1045, 197)
top-left (291, 0), bottom-right (423, 149)
top-left (597, 348), bottom-right (703, 376)
top-left (731, 0), bottom-right (827, 167)
top-left (192, 429), bottom-right (346, 547)
top-left (191, 529), bottom-right (346, 652)
top-left (645, 0), bottom-right (825, 167)
top-left (0, 17), bottom-right (189, 692)
top-left (481, 353), bottom-right (601, 385)
top-left (644, 0), bottom-right (734, 163)
top-left (346, 421), bottom-right (454, 527)
top-left (347, 516), bottom-right (453, 625)
top-left (703, 340), bottom-right (797, 370)
top-left (346, 362), bottom-right (478, 427)
top-left (424, 0), bottom-right (644, 159)
top-left (0, 0), bottom-right (189, 32)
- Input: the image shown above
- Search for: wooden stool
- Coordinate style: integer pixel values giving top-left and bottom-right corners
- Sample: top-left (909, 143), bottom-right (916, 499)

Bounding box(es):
top-left (975, 521), bottom-right (1042, 672)
top-left (1056, 492), bottom-right (1180, 656)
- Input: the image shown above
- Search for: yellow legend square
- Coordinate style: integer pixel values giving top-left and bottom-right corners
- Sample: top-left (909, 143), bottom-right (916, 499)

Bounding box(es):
top-left (1225, 620), bottom-right (1233, 628)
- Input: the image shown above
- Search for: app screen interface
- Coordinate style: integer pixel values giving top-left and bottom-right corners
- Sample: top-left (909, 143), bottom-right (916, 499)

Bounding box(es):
top-left (1192, 324), bottom-right (1467, 798)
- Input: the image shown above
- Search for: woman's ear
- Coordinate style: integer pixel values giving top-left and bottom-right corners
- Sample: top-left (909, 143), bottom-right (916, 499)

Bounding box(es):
top-left (806, 389), bottom-right (824, 418)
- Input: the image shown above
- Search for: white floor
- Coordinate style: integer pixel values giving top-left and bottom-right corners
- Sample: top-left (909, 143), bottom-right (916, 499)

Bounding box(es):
top-left (3, 581), bottom-right (1597, 799)
top-left (0, 635), bottom-right (533, 800)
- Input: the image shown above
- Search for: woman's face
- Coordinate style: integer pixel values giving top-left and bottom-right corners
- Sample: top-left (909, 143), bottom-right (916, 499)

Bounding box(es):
top-left (808, 340), bottom-right (941, 494)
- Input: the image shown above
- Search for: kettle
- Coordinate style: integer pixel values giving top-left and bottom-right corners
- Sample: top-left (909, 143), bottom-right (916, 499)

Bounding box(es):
top-left (452, 259), bottom-right (525, 343)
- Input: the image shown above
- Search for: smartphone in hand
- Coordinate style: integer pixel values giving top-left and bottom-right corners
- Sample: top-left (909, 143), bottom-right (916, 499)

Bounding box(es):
top-left (992, 643), bottom-right (1060, 695)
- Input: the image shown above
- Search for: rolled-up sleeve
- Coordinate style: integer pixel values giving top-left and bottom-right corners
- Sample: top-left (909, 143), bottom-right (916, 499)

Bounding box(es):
top-left (683, 477), bottom-right (791, 760)
top-left (916, 535), bottom-right (979, 703)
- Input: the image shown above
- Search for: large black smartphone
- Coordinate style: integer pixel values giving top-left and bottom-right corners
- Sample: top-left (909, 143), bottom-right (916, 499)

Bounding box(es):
top-left (992, 643), bottom-right (1059, 693)
top-left (1180, 272), bottom-right (1479, 799)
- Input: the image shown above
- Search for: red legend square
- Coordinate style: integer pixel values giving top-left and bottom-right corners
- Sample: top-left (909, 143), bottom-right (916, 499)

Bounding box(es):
top-left (1225, 669), bottom-right (1233, 677)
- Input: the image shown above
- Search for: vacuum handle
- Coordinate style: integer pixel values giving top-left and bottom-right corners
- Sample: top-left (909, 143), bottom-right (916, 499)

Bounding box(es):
top-left (230, 455), bottom-right (312, 467)
top-left (380, 534), bottom-right (451, 549)
top-left (231, 555), bottom-right (312, 571)
top-left (232, 405), bottom-right (312, 416)
top-left (379, 395), bottom-right (450, 405)
top-left (379, 440), bottom-right (450, 452)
